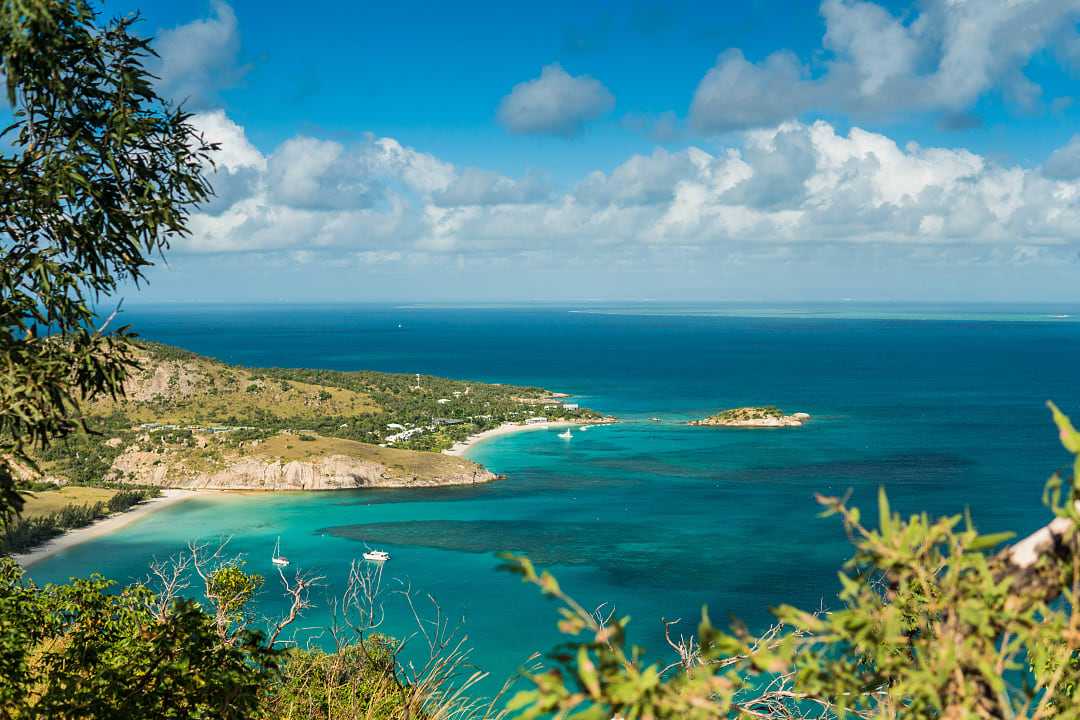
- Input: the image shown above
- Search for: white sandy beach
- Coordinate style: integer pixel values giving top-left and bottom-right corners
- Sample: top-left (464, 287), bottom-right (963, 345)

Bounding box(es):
top-left (443, 419), bottom-right (608, 457)
top-left (14, 489), bottom-right (201, 568)
top-left (15, 423), bottom-right (610, 566)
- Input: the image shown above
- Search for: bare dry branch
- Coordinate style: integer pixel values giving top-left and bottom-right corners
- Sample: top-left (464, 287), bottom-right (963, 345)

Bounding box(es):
top-left (267, 564), bottom-right (325, 648)
top-left (143, 549), bottom-right (191, 621)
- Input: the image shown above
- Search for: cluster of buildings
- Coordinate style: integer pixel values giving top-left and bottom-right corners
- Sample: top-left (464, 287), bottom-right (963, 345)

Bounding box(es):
top-left (384, 426), bottom-right (427, 443)
top-left (380, 391), bottom-right (580, 446)
top-left (383, 417), bottom-right (466, 444)
top-left (522, 401), bottom-right (578, 424)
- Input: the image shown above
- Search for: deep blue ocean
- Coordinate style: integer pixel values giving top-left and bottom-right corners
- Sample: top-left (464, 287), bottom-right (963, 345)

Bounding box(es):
top-left (27, 303), bottom-right (1080, 691)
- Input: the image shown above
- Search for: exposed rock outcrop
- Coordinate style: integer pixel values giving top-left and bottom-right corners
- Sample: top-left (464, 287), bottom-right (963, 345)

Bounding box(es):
top-left (125, 359), bottom-right (208, 402)
top-left (112, 449), bottom-right (497, 491)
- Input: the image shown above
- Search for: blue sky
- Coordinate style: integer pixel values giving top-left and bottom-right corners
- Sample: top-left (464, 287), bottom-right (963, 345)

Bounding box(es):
top-left (115, 0), bottom-right (1080, 301)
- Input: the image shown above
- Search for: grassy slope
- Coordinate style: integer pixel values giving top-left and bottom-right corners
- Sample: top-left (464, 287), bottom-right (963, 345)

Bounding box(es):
top-left (21, 487), bottom-right (117, 517)
top-left (90, 344), bottom-right (381, 425)
top-left (253, 435), bottom-right (483, 477)
top-left (106, 341), bottom-right (582, 432)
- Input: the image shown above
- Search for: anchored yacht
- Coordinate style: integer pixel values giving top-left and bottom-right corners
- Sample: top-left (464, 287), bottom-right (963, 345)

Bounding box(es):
top-left (271, 537), bottom-right (290, 567)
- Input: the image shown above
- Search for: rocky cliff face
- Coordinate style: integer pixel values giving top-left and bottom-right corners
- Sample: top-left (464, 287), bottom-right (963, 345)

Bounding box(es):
top-left (113, 451), bottom-right (497, 491)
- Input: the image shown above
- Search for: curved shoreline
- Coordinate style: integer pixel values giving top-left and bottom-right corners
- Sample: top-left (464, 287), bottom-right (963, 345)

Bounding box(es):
top-left (13, 489), bottom-right (202, 569)
top-left (20, 421), bottom-right (612, 568)
top-left (443, 419), bottom-right (610, 457)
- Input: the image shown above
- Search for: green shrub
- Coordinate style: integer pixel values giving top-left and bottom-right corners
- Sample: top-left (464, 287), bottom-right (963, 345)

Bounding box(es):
top-left (262, 639), bottom-right (406, 720)
top-left (0, 559), bottom-right (275, 718)
top-left (106, 488), bottom-right (159, 513)
top-left (1, 502), bottom-right (106, 553)
top-left (0, 491), bottom-right (161, 554)
top-left (0, 516), bottom-right (64, 553)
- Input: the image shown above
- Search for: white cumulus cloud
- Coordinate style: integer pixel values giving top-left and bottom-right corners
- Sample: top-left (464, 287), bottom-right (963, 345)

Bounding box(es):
top-left (176, 112), bottom-right (1080, 271)
top-left (497, 64), bottom-right (615, 137)
top-left (433, 169), bottom-right (552, 207)
top-left (154, 1), bottom-right (246, 109)
top-left (690, 0), bottom-right (1080, 132)
top-left (1044, 135), bottom-right (1080, 180)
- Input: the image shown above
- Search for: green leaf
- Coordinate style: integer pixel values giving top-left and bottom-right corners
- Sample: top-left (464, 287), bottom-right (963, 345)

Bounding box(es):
top-left (1048, 401), bottom-right (1080, 454)
top-left (967, 531), bottom-right (1016, 552)
top-left (878, 486), bottom-right (892, 537)
top-left (539, 570), bottom-right (561, 596)
top-left (577, 646), bottom-right (601, 698)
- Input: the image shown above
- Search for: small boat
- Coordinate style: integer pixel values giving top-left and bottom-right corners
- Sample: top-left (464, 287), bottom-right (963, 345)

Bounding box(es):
top-left (271, 537), bottom-right (290, 567)
top-left (558, 429), bottom-right (573, 440)
top-left (363, 549), bottom-right (391, 562)
top-left (578, 425), bottom-right (588, 431)
top-left (650, 417), bottom-right (662, 423)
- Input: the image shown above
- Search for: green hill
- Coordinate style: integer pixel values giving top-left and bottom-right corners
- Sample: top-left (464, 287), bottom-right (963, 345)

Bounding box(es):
top-left (31, 341), bottom-right (600, 490)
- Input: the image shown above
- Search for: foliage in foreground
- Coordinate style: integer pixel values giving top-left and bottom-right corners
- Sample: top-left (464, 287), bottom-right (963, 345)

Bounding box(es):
top-left (0, 559), bottom-right (276, 719)
top-left (0, 537), bottom-right (509, 719)
top-left (498, 403), bottom-right (1080, 719)
top-left (0, 0), bottom-right (214, 523)
top-left (262, 640), bottom-right (408, 720)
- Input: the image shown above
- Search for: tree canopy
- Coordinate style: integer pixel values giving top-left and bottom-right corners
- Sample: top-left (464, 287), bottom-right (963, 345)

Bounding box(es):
top-left (0, 0), bottom-right (215, 522)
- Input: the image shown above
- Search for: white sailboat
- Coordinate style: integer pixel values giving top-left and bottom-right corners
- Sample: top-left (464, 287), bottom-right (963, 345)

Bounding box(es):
top-left (271, 537), bottom-right (290, 567)
top-left (363, 549), bottom-right (391, 562)
top-left (558, 429), bottom-right (573, 440)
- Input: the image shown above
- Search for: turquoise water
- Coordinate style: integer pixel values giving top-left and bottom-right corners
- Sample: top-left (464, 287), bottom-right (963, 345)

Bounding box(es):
top-left (28, 303), bottom-right (1080, 689)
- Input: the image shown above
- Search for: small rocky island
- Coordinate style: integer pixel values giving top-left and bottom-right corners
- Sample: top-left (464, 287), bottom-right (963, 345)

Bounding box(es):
top-left (689, 406), bottom-right (810, 428)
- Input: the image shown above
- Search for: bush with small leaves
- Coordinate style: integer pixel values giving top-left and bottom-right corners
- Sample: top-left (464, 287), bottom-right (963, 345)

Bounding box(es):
top-left (261, 638), bottom-right (407, 720)
top-left (106, 488), bottom-right (159, 513)
top-left (0, 558), bottom-right (277, 718)
top-left (1, 502), bottom-right (106, 553)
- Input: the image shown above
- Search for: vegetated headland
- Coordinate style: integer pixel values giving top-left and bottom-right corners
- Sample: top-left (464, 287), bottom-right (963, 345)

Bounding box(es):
top-left (689, 406), bottom-right (811, 427)
top-left (8, 340), bottom-right (612, 558)
top-left (25, 340), bottom-right (612, 493)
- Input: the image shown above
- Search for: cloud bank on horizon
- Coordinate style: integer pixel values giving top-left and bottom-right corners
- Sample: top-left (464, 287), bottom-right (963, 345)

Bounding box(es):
top-left (186, 110), bottom-right (1080, 261)
top-left (147, 0), bottom-right (1080, 298)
